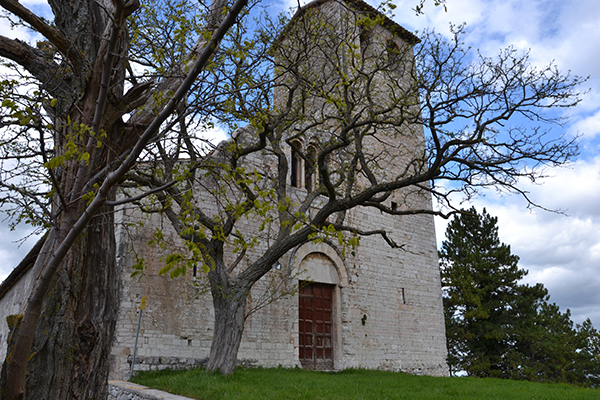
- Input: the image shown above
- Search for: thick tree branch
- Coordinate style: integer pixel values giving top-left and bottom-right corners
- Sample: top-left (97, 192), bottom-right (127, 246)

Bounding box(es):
top-left (105, 180), bottom-right (177, 206)
top-left (330, 223), bottom-right (404, 249)
top-left (0, 0), bottom-right (86, 73)
top-left (69, 0), bottom-right (136, 204)
top-left (0, 35), bottom-right (58, 84)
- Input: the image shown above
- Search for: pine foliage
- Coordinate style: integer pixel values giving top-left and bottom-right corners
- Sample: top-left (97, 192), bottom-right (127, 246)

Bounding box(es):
top-left (440, 207), bottom-right (600, 386)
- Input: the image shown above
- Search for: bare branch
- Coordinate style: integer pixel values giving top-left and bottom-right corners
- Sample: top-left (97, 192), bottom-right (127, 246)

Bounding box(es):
top-left (0, 36), bottom-right (59, 84)
top-left (0, 0), bottom-right (85, 72)
top-left (105, 179), bottom-right (177, 206)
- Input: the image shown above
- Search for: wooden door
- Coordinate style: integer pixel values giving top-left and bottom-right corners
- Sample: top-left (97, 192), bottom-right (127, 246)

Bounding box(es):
top-left (299, 282), bottom-right (334, 370)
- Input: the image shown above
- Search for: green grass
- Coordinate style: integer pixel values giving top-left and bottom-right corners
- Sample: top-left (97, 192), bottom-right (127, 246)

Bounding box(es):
top-left (131, 367), bottom-right (600, 400)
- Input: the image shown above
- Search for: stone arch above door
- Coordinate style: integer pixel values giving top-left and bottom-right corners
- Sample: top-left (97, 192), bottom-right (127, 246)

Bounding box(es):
top-left (290, 242), bottom-right (347, 370)
top-left (289, 242), bottom-right (349, 287)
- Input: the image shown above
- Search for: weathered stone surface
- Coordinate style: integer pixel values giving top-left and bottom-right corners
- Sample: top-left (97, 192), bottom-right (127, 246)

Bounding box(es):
top-left (108, 381), bottom-right (194, 400)
top-left (110, 188), bottom-right (448, 378)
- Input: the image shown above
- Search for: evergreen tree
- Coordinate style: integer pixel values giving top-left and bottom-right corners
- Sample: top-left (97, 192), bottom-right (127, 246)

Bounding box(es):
top-left (574, 318), bottom-right (600, 386)
top-left (508, 301), bottom-right (579, 382)
top-left (441, 207), bottom-right (533, 377)
top-left (440, 207), bottom-right (600, 386)
top-left (508, 303), bottom-right (600, 386)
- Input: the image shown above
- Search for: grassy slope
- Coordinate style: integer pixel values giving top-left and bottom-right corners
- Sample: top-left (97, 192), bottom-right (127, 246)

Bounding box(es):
top-left (131, 367), bottom-right (600, 400)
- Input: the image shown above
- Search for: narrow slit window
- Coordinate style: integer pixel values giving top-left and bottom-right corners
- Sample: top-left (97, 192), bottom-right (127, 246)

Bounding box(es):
top-left (291, 145), bottom-right (304, 188)
top-left (291, 150), bottom-right (300, 188)
top-left (360, 27), bottom-right (371, 55)
top-left (305, 145), bottom-right (317, 191)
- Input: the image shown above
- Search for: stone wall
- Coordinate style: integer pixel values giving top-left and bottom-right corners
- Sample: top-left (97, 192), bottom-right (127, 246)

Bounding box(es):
top-left (108, 381), bottom-right (194, 400)
top-left (110, 203), bottom-right (303, 379)
top-left (338, 208), bottom-right (447, 374)
top-left (0, 240), bottom-right (42, 363)
top-left (110, 188), bottom-right (448, 379)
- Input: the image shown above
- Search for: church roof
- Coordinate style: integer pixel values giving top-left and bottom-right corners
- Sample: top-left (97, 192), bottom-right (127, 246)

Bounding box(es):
top-left (0, 235), bottom-right (44, 301)
top-left (288, 0), bottom-right (421, 45)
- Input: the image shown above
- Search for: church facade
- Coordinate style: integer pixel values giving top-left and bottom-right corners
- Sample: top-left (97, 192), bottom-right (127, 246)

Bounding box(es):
top-left (0, 0), bottom-right (449, 381)
top-left (108, 0), bottom-right (448, 379)
top-left (109, 198), bottom-right (448, 378)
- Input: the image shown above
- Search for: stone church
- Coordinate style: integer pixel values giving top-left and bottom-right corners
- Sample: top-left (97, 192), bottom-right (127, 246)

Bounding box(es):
top-left (0, 0), bottom-right (448, 380)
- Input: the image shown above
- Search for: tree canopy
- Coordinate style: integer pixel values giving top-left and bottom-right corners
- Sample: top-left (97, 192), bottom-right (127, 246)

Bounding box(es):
top-left (440, 207), bottom-right (600, 386)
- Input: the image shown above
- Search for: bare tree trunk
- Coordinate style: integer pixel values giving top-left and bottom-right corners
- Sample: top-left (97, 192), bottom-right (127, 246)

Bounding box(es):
top-left (206, 280), bottom-right (248, 375)
top-left (24, 206), bottom-right (119, 399)
top-left (0, 203), bottom-right (118, 400)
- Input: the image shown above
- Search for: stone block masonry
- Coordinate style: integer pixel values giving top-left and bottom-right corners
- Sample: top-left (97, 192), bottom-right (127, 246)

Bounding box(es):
top-left (110, 183), bottom-right (448, 378)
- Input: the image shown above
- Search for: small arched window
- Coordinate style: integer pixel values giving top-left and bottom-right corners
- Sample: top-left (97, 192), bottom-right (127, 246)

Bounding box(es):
top-left (290, 141), bottom-right (320, 190)
top-left (386, 38), bottom-right (401, 67)
top-left (291, 141), bottom-right (304, 188)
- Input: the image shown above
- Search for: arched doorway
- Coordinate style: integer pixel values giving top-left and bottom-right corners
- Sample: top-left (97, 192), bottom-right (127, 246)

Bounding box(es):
top-left (299, 280), bottom-right (335, 370)
top-left (290, 243), bottom-right (348, 370)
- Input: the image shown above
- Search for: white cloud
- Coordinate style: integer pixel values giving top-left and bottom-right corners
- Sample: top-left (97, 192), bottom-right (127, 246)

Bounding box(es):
top-left (570, 109), bottom-right (600, 140)
top-left (0, 223), bottom-right (40, 283)
top-left (0, 1), bottom-right (50, 45)
top-left (277, 0), bottom-right (309, 14)
top-left (392, 0), bottom-right (484, 36)
top-left (436, 157), bottom-right (600, 325)
top-left (0, 23), bottom-right (38, 44)
top-left (551, 0), bottom-right (600, 74)
top-left (202, 125), bottom-right (230, 145)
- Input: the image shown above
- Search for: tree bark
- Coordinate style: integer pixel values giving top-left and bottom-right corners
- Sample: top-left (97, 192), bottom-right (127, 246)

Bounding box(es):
top-left (206, 272), bottom-right (248, 375)
top-left (1, 202), bottom-right (119, 400)
top-left (23, 206), bottom-right (119, 400)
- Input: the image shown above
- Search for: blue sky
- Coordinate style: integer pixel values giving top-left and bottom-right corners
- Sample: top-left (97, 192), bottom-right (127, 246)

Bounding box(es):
top-left (1, 0), bottom-right (599, 327)
top-left (384, 0), bottom-right (600, 326)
